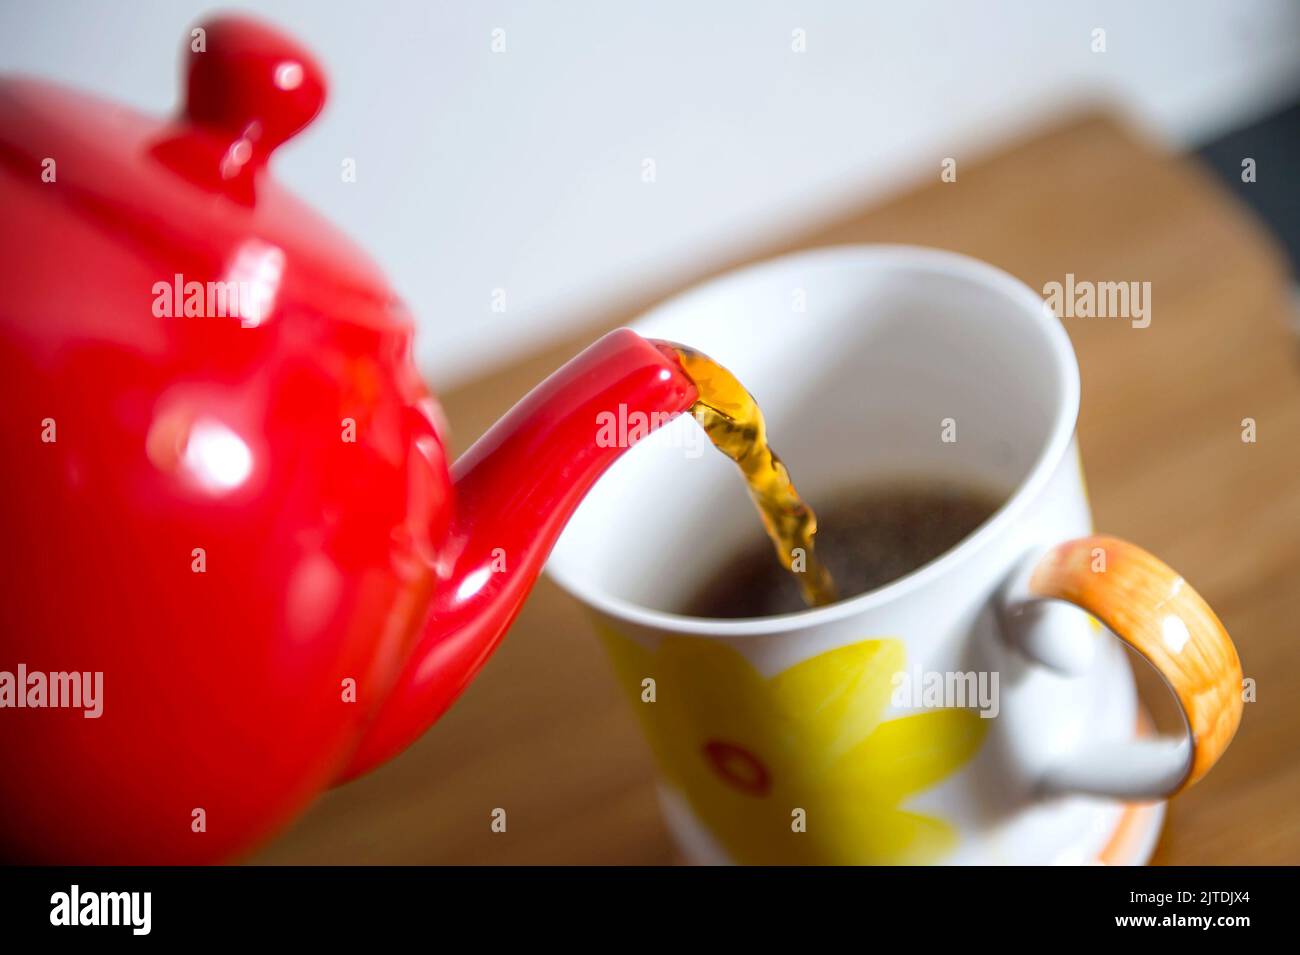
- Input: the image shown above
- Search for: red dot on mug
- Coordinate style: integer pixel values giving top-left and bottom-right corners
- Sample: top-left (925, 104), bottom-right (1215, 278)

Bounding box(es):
top-left (702, 740), bottom-right (772, 796)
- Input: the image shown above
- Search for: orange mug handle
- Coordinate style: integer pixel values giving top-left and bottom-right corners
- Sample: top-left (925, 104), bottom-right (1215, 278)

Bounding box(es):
top-left (1003, 535), bottom-right (1243, 798)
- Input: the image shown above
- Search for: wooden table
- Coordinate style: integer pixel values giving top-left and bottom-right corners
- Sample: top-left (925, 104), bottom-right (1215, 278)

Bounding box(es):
top-left (251, 113), bottom-right (1300, 865)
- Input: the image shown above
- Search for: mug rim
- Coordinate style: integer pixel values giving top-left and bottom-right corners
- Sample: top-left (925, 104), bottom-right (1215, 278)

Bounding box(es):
top-left (546, 244), bottom-right (1081, 637)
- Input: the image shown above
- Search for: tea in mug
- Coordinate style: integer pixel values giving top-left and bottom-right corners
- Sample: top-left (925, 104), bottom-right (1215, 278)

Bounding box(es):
top-left (682, 481), bottom-right (1003, 618)
top-left (661, 342), bottom-right (1002, 617)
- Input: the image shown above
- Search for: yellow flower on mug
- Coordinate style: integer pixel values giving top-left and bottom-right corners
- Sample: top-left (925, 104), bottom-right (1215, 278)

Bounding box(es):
top-left (601, 630), bottom-right (988, 865)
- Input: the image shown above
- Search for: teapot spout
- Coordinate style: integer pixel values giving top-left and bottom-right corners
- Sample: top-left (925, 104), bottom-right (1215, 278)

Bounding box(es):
top-left (339, 329), bottom-right (697, 779)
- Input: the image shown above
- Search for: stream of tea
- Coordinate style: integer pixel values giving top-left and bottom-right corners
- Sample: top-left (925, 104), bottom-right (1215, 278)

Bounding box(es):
top-left (661, 342), bottom-right (838, 608)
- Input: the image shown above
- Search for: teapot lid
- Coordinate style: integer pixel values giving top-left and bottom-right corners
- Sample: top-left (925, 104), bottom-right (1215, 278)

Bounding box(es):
top-left (0, 15), bottom-right (405, 334)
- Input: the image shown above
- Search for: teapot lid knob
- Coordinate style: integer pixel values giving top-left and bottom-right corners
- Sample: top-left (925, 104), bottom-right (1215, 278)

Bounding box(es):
top-left (182, 15), bottom-right (327, 176)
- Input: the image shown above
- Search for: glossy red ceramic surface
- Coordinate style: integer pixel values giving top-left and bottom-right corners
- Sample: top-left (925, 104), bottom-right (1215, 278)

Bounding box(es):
top-left (0, 16), bottom-right (696, 862)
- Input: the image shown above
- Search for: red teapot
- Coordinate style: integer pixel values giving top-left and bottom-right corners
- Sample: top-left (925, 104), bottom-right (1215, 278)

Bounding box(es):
top-left (0, 16), bottom-right (697, 862)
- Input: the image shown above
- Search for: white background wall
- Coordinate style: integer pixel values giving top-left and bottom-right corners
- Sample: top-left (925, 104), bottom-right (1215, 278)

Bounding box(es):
top-left (3, 1), bottom-right (1298, 387)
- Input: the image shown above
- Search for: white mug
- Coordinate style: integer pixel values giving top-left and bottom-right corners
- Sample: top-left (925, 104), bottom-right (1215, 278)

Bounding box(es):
top-left (547, 246), bottom-right (1242, 865)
